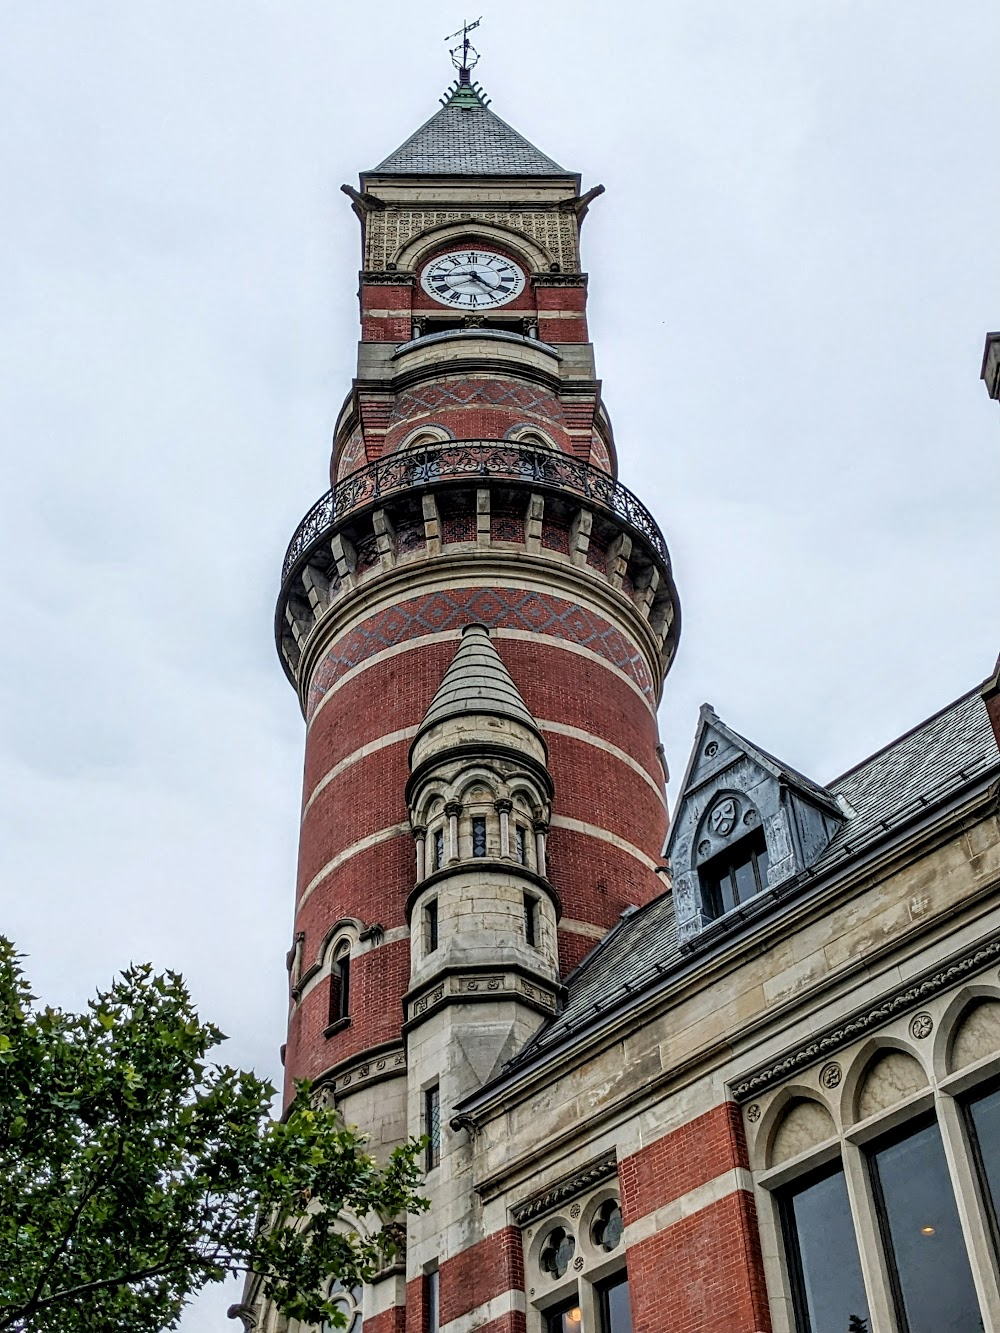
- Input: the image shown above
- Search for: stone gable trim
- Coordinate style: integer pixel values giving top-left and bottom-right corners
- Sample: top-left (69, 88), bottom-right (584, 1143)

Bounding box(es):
top-left (730, 930), bottom-right (1000, 1102)
top-left (509, 1148), bottom-right (618, 1224)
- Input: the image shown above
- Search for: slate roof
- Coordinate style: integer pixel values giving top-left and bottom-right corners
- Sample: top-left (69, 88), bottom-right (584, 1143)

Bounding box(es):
top-left (415, 623), bottom-right (540, 739)
top-left (370, 81), bottom-right (569, 177)
top-left (504, 688), bottom-right (999, 1072)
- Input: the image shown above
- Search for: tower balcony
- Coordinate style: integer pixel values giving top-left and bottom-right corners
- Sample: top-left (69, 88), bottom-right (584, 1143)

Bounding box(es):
top-left (275, 439), bottom-right (680, 701)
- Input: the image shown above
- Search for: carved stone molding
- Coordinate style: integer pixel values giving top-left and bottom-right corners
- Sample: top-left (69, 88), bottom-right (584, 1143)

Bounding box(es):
top-left (511, 1149), bottom-right (618, 1225)
top-left (731, 933), bottom-right (1000, 1102)
top-left (317, 1042), bottom-right (407, 1100)
top-left (405, 969), bottom-right (559, 1028)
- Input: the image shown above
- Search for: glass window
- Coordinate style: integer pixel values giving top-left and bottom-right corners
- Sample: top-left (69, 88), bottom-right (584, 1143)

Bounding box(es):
top-left (425, 1268), bottom-right (439, 1333)
top-left (544, 1298), bottom-right (583, 1333)
top-left (425, 1085), bottom-right (441, 1171)
top-left (868, 1117), bottom-right (983, 1333)
top-left (591, 1199), bottom-right (623, 1252)
top-left (524, 893), bottom-right (537, 947)
top-left (322, 1279), bottom-right (362, 1333)
top-left (328, 948), bottom-right (350, 1025)
top-left (596, 1272), bottom-right (632, 1333)
top-left (539, 1226), bottom-right (575, 1279)
top-left (472, 816), bottom-right (487, 857)
top-left (966, 1081), bottom-right (1000, 1248)
top-left (700, 830), bottom-right (769, 920)
top-left (778, 1162), bottom-right (869, 1333)
top-left (425, 899), bottom-right (439, 954)
top-left (516, 825), bottom-right (527, 865)
top-left (434, 829), bottom-right (445, 871)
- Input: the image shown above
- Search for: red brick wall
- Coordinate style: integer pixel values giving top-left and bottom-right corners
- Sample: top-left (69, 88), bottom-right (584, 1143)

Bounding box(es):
top-left (619, 1103), bottom-right (749, 1223)
top-left (364, 1306), bottom-right (406, 1333)
top-left (619, 1103), bottom-right (770, 1333)
top-left (288, 585), bottom-right (665, 1104)
top-left (626, 1191), bottom-right (770, 1333)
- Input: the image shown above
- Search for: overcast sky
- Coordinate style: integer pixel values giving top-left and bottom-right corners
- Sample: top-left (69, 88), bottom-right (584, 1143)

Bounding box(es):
top-left (0, 2), bottom-right (997, 1327)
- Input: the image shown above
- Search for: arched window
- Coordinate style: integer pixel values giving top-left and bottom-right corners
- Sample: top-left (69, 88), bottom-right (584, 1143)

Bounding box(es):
top-left (328, 942), bottom-right (351, 1027)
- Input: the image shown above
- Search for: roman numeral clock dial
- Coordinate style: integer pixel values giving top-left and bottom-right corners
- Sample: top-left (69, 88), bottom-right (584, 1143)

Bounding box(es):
top-left (420, 249), bottom-right (527, 309)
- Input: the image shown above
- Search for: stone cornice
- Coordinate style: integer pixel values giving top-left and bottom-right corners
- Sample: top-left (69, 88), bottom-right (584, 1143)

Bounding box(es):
top-left (402, 963), bottom-right (560, 1034)
top-left (730, 927), bottom-right (1000, 1102)
top-left (312, 1039), bottom-right (406, 1101)
top-left (508, 1148), bottom-right (617, 1223)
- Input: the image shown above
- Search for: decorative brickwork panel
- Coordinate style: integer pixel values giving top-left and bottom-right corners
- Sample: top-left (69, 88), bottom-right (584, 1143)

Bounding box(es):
top-left (336, 429), bottom-right (367, 482)
top-left (626, 1191), bottom-right (771, 1333)
top-left (540, 521), bottom-right (570, 554)
top-left (383, 379), bottom-right (570, 454)
top-left (396, 520), bottom-right (426, 555)
top-left (306, 588), bottom-right (655, 719)
top-left (366, 211), bottom-right (579, 272)
top-left (442, 512), bottom-right (477, 544)
top-left (491, 509), bottom-right (525, 543)
top-left (619, 1103), bottom-right (750, 1225)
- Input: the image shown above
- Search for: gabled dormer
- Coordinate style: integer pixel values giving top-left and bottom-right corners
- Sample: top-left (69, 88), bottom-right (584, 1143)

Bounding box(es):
top-left (667, 705), bottom-right (845, 946)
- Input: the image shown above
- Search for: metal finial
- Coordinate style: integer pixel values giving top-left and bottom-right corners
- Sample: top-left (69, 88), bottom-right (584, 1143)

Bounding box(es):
top-left (445, 16), bottom-right (482, 80)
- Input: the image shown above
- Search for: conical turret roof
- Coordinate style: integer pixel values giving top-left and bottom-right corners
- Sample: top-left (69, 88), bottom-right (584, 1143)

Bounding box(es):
top-left (370, 78), bottom-right (569, 177)
top-left (416, 624), bottom-right (540, 739)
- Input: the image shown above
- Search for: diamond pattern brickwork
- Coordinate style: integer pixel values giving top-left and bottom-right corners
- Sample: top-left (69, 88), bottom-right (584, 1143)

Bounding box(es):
top-left (306, 587), bottom-right (653, 720)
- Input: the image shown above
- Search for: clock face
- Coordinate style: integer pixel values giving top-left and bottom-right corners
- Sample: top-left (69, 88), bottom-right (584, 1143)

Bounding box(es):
top-left (420, 249), bottom-right (526, 310)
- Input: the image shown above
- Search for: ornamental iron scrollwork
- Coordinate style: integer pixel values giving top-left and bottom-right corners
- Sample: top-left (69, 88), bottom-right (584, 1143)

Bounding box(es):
top-left (280, 440), bottom-right (669, 585)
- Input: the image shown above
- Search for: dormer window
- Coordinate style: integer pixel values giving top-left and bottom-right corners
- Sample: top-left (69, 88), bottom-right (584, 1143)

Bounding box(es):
top-left (700, 829), bottom-right (770, 920)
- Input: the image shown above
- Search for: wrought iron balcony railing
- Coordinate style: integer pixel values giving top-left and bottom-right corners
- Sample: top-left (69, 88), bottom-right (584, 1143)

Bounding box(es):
top-left (281, 441), bottom-right (668, 585)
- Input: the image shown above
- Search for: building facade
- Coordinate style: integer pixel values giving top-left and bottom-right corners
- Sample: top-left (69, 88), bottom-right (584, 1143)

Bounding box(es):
top-left (238, 64), bottom-right (1000, 1333)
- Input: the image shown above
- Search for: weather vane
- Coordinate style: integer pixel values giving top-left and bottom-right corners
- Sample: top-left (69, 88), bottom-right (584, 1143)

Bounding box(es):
top-left (445, 17), bottom-right (482, 76)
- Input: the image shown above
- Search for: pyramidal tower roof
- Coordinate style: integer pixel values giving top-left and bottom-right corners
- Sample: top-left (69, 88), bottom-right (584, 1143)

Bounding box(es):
top-left (370, 73), bottom-right (570, 178)
top-left (416, 624), bottom-right (540, 738)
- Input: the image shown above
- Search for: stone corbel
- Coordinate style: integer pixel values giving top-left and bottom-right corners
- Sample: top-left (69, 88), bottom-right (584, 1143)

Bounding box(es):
top-left (373, 507), bottom-right (397, 572)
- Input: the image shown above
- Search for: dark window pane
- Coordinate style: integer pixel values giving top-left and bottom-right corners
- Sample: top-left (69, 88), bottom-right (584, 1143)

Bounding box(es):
top-left (967, 1083), bottom-right (1000, 1247)
top-left (472, 816), bottom-right (487, 857)
top-left (733, 856), bottom-right (758, 904)
top-left (434, 829), bottom-right (444, 870)
top-left (755, 844), bottom-right (770, 890)
top-left (425, 1086), bottom-right (441, 1171)
top-left (597, 1272), bottom-right (632, 1333)
top-left (870, 1118), bottom-right (983, 1333)
top-left (780, 1163), bottom-right (868, 1333)
top-left (425, 1269), bottom-right (439, 1333)
top-left (516, 825), bottom-right (527, 865)
top-left (524, 893), bottom-right (537, 947)
top-left (425, 899), bottom-right (438, 953)
top-left (719, 869), bottom-right (738, 914)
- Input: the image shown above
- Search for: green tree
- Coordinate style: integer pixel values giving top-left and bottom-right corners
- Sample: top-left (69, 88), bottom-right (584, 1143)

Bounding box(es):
top-left (0, 939), bottom-right (426, 1331)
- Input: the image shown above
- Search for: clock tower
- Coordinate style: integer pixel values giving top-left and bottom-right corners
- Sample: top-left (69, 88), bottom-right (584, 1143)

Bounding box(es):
top-left (265, 51), bottom-right (680, 1333)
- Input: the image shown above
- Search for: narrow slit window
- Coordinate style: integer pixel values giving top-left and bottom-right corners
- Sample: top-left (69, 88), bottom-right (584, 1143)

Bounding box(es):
top-left (524, 893), bottom-right (537, 947)
top-left (425, 1268), bottom-right (440, 1333)
top-left (472, 816), bottom-right (487, 858)
top-left (328, 947), bottom-right (351, 1025)
top-left (425, 1084), bottom-right (441, 1171)
top-left (515, 825), bottom-right (527, 865)
top-left (425, 899), bottom-right (439, 954)
top-left (434, 828), bottom-right (445, 871)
